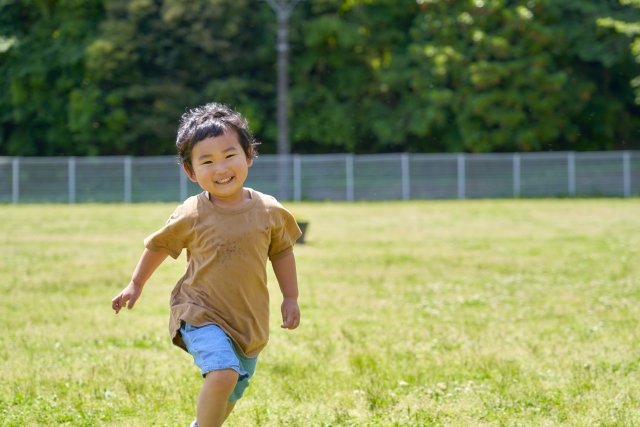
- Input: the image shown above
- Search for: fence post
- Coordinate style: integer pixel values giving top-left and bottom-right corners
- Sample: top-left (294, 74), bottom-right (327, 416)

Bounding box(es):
top-left (124, 156), bottom-right (132, 203)
top-left (277, 155), bottom-right (290, 201)
top-left (568, 152), bottom-right (576, 197)
top-left (68, 157), bottom-right (76, 204)
top-left (346, 154), bottom-right (354, 202)
top-left (623, 151), bottom-right (631, 198)
top-left (401, 153), bottom-right (410, 201)
top-left (293, 154), bottom-right (302, 202)
top-left (457, 153), bottom-right (465, 199)
top-left (12, 157), bottom-right (19, 204)
top-left (513, 153), bottom-right (521, 198)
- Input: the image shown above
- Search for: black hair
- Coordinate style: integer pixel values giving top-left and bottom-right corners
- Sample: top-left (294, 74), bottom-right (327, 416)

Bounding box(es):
top-left (176, 102), bottom-right (260, 174)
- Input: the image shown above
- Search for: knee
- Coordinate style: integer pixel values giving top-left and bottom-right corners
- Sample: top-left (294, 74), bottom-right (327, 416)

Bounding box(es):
top-left (204, 369), bottom-right (239, 393)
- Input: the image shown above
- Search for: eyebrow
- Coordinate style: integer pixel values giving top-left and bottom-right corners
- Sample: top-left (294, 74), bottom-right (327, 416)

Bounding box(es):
top-left (196, 146), bottom-right (239, 161)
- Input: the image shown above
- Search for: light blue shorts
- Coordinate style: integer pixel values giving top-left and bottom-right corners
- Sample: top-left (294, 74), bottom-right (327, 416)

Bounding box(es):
top-left (179, 321), bottom-right (258, 402)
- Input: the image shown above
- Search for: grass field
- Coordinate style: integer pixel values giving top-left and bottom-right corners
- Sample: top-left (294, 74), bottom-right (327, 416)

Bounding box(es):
top-left (1, 199), bottom-right (640, 426)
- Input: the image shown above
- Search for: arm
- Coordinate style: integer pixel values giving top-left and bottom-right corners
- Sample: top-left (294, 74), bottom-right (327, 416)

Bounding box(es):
top-left (111, 248), bottom-right (169, 314)
top-left (271, 252), bottom-right (300, 329)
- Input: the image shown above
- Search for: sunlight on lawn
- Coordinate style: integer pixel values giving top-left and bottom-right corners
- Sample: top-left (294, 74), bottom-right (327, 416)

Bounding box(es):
top-left (1, 200), bottom-right (639, 426)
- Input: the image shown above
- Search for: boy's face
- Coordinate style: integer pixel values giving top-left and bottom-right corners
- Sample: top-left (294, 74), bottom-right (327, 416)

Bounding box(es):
top-left (184, 131), bottom-right (253, 207)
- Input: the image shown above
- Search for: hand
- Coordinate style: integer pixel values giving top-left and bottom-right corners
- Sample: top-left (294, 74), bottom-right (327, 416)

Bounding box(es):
top-left (281, 297), bottom-right (300, 329)
top-left (111, 281), bottom-right (143, 314)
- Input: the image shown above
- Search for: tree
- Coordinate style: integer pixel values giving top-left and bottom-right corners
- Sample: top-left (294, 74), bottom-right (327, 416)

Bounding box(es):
top-left (0, 0), bottom-right (104, 155)
top-left (598, 0), bottom-right (640, 104)
top-left (386, 0), bottom-right (640, 152)
top-left (83, 0), bottom-right (276, 155)
top-left (289, 0), bottom-right (419, 153)
top-left (1, 0), bottom-right (639, 156)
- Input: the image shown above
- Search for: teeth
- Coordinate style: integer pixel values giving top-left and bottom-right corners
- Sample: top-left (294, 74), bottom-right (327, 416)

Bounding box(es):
top-left (217, 177), bottom-right (232, 184)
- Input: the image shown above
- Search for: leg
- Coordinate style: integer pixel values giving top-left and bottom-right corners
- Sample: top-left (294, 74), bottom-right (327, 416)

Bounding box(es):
top-left (197, 369), bottom-right (239, 427)
top-left (223, 402), bottom-right (236, 422)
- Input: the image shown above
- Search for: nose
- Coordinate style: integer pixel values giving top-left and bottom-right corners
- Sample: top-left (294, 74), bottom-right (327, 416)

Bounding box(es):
top-left (214, 162), bottom-right (228, 174)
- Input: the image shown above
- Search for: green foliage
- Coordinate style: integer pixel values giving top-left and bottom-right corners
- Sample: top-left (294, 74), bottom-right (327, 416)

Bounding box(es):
top-left (599, 0), bottom-right (640, 104)
top-left (0, 0), bottom-right (104, 155)
top-left (392, 0), bottom-right (640, 152)
top-left (292, 0), bottom-right (640, 153)
top-left (1, 0), bottom-right (640, 156)
top-left (82, 0), bottom-right (275, 155)
top-left (290, 0), bottom-right (421, 153)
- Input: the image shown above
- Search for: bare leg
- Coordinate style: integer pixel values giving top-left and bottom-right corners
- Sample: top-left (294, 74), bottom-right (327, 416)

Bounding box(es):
top-left (196, 369), bottom-right (238, 427)
top-left (224, 402), bottom-right (236, 422)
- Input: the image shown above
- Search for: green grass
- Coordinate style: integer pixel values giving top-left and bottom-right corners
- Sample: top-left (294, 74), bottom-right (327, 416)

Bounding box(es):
top-left (1, 199), bottom-right (640, 426)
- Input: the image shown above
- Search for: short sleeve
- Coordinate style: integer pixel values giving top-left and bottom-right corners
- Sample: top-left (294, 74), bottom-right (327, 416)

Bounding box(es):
top-left (144, 203), bottom-right (193, 259)
top-left (268, 207), bottom-right (302, 261)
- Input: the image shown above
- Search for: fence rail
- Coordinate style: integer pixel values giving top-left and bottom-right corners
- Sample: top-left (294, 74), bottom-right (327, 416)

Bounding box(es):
top-left (1, 151), bottom-right (638, 204)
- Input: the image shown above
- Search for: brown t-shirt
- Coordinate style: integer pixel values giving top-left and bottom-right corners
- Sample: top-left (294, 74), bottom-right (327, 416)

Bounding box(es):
top-left (144, 189), bottom-right (301, 358)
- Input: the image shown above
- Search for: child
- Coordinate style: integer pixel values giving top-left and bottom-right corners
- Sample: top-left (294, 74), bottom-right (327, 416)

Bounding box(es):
top-left (111, 103), bottom-right (301, 427)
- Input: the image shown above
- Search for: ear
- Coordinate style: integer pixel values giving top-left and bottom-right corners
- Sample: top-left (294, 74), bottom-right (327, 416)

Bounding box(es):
top-left (246, 149), bottom-right (253, 167)
top-left (182, 164), bottom-right (198, 182)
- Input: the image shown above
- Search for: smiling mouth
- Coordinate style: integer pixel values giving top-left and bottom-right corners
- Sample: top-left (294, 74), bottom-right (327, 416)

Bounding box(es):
top-left (216, 177), bottom-right (234, 184)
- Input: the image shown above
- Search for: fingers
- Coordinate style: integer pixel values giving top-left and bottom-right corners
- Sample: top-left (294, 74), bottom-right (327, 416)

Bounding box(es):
top-left (111, 295), bottom-right (120, 313)
top-left (111, 293), bottom-right (136, 314)
top-left (281, 308), bottom-right (301, 330)
top-left (126, 294), bottom-right (137, 310)
top-left (281, 302), bottom-right (301, 329)
top-left (112, 294), bottom-right (125, 314)
top-left (288, 316), bottom-right (300, 329)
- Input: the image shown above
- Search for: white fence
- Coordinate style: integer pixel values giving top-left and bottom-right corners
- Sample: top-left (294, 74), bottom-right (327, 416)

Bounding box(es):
top-left (1, 151), bottom-right (639, 203)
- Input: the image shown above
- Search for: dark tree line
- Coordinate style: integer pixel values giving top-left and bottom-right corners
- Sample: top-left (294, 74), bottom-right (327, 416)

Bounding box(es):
top-left (1, 0), bottom-right (639, 157)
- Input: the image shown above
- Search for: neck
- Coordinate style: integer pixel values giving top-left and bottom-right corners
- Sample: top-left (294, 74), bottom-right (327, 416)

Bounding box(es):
top-left (207, 189), bottom-right (251, 209)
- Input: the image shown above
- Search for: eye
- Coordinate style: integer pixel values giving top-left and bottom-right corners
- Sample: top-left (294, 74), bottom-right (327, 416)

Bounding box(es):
top-left (226, 154), bottom-right (236, 159)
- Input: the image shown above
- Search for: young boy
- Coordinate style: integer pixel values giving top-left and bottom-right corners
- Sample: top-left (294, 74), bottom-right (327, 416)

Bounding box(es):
top-left (111, 103), bottom-right (301, 427)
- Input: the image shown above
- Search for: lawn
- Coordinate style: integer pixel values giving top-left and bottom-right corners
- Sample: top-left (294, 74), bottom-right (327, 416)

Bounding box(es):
top-left (1, 199), bottom-right (640, 426)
